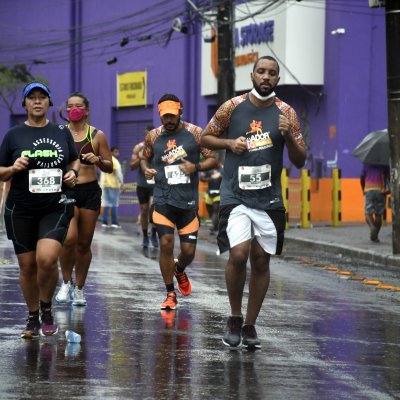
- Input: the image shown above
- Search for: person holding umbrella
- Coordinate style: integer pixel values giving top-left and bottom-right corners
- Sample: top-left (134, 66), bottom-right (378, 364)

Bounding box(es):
top-left (360, 163), bottom-right (390, 242)
top-left (352, 129), bottom-right (390, 242)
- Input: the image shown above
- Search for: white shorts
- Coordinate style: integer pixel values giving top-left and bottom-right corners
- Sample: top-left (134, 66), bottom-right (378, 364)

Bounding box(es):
top-left (217, 204), bottom-right (285, 255)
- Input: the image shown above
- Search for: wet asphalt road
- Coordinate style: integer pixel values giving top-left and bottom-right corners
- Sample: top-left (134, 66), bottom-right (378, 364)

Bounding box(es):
top-left (0, 222), bottom-right (400, 400)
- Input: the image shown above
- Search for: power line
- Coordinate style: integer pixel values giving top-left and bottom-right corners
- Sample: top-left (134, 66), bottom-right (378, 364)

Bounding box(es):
top-left (0, 0), bottom-right (229, 66)
top-left (0, 0), bottom-right (383, 67)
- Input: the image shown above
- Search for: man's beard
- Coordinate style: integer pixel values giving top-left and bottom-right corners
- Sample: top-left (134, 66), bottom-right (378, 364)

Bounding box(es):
top-left (164, 118), bottom-right (180, 133)
top-left (253, 82), bottom-right (275, 97)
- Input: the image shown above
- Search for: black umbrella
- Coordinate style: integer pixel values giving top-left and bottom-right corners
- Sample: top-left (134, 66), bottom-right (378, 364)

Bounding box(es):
top-left (352, 129), bottom-right (389, 166)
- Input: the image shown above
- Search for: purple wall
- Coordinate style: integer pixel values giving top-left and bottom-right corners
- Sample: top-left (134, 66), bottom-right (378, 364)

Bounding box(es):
top-left (319, 3), bottom-right (387, 178)
top-left (0, 1), bottom-right (388, 210)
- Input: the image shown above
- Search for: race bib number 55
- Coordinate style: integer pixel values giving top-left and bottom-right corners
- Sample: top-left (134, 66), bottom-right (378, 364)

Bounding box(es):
top-left (238, 164), bottom-right (271, 190)
top-left (29, 168), bottom-right (63, 193)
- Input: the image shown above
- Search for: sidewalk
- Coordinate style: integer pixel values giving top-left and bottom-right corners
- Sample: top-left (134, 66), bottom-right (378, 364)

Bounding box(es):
top-left (284, 223), bottom-right (400, 269)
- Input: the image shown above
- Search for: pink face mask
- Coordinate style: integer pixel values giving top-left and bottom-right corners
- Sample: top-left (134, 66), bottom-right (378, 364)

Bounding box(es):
top-left (67, 107), bottom-right (87, 122)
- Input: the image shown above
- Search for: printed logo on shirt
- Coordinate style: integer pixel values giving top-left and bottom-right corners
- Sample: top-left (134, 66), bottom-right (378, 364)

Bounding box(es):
top-left (244, 120), bottom-right (273, 152)
top-left (21, 137), bottom-right (65, 168)
top-left (164, 139), bottom-right (177, 152)
top-left (161, 139), bottom-right (187, 164)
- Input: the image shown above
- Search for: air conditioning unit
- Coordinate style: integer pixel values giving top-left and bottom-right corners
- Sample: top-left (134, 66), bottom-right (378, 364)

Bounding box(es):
top-left (369, 0), bottom-right (385, 7)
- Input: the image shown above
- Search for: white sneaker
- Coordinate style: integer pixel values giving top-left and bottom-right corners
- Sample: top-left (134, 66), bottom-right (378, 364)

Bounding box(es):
top-left (72, 287), bottom-right (87, 307)
top-left (55, 282), bottom-right (73, 303)
top-left (111, 224), bottom-right (121, 229)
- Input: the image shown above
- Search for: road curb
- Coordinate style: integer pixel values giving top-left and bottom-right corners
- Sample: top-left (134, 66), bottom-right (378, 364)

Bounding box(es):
top-left (285, 237), bottom-right (400, 270)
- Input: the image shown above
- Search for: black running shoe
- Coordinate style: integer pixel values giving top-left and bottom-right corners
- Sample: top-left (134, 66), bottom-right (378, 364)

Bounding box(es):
top-left (241, 324), bottom-right (261, 349)
top-left (21, 316), bottom-right (40, 339)
top-left (222, 316), bottom-right (243, 347)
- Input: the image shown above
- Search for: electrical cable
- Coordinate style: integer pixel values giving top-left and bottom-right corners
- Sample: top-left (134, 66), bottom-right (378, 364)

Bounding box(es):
top-left (0, 1), bottom-right (229, 66)
top-left (0, 0), bottom-right (383, 67)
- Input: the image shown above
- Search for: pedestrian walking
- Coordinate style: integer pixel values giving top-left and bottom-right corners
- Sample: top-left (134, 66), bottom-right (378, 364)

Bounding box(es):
top-left (130, 126), bottom-right (158, 248)
top-left (0, 82), bottom-right (80, 338)
top-left (360, 163), bottom-right (390, 242)
top-left (140, 93), bottom-right (218, 310)
top-left (200, 163), bottom-right (223, 235)
top-left (201, 56), bottom-right (306, 349)
top-left (100, 146), bottom-right (123, 228)
top-left (56, 92), bottom-right (113, 306)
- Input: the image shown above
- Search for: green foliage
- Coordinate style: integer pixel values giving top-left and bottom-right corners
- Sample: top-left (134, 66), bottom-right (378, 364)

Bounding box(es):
top-left (0, 63), bottom-right (47, 116)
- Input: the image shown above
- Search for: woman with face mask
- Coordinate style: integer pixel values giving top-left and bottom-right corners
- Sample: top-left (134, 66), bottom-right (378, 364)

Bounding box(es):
top-left (55, 92), bottom-right (113, 307)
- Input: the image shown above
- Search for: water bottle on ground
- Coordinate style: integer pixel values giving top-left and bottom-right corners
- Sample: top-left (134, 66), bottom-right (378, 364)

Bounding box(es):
top-left (65, 330), bottom-right (81, 343)
top-left (65, 343), bottom-right (81, 357)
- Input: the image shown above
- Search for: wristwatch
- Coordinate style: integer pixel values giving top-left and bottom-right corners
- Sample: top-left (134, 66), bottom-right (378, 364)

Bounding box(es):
top-left (70, 168), bottom-right (79, 178)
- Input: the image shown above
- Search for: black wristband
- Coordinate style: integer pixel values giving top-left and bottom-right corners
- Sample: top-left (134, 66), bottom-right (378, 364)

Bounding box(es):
top-left (70, 168), bottom-right (79, 178)
top-left (195, 163), bottom-right (201, 172)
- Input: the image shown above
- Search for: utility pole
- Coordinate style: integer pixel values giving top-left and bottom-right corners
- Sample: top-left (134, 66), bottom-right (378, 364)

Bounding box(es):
top-left (217, 0), bottom-right (235, 106)
top-left (385, 0), bottom-right (400, 254)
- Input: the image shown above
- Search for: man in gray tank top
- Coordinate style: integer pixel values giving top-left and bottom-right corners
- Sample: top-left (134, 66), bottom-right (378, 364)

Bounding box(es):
top-left (201, 56), bottom-right (306, 349)
top-left (141, 94), bottom-right (218, 311)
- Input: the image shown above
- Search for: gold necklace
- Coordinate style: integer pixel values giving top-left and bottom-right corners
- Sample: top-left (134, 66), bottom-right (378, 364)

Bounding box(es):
top-left (69, 123), bottom-right (87, 137)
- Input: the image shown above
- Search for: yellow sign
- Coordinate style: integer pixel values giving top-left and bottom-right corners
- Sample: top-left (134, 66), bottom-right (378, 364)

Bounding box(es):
top-left (119, 182), bottom-right (138, 204)
top-left (117, 71), bottom-right (147, 107)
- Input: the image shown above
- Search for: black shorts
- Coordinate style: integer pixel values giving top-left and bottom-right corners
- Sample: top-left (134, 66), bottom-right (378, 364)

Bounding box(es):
top-left (66, 181), bottom-right (102, 210)
top-left (152, 203), bottom-right (199, 243)
top-left (4, 202), bottom-right (75, 254)
top-left (137, 186), bottom-right (154, 205)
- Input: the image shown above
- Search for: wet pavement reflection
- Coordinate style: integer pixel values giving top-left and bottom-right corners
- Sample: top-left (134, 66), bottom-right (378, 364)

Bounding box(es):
top-left (0, 221), bottom-right (399, 399)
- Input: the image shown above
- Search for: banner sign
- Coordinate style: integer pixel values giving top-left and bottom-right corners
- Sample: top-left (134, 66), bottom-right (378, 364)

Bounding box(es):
top-left (117, 71), bottom-right (147, 107)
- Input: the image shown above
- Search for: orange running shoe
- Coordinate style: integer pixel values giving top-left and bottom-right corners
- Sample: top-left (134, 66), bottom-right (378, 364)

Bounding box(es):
top-left (160, 310), bottom-right (176, 329)
top-left (174, 269), bottom-right (192, 296)
top-left (160, 291), bottom-right (178, 310)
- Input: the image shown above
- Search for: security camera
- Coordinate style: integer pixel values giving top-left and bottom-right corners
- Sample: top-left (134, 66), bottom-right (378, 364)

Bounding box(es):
top-left (172, 18), bottom-right (183, 33)
top-left (203, 32), bottom-right (216, 43)
top-left (172, 17), bottom-right (188, 34)
top-left (331, 28), bottom-right (345, 35)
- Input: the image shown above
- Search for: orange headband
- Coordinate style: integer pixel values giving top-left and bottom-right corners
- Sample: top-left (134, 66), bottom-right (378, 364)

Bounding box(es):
top-left (158, 100), bottom-right (181, 116)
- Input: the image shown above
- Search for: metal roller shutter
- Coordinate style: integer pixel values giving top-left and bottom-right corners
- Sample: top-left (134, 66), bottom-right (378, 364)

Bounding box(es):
top-left (115, 120), bottom-right (152, 217)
